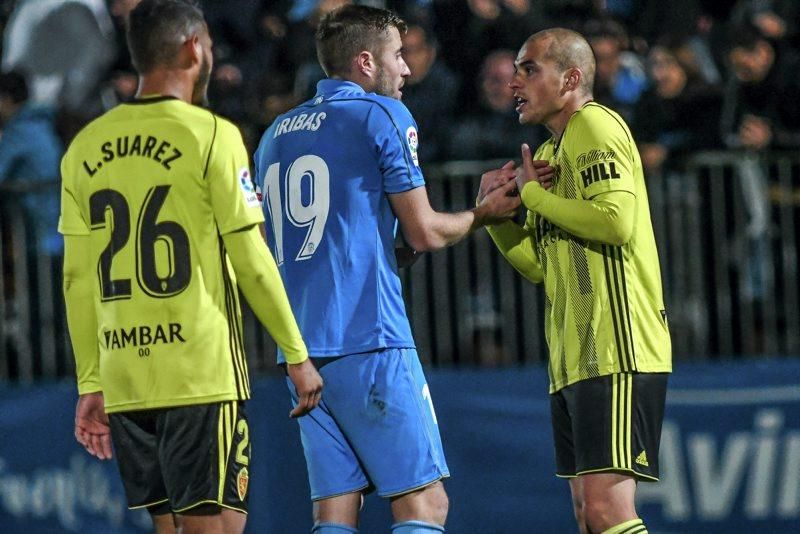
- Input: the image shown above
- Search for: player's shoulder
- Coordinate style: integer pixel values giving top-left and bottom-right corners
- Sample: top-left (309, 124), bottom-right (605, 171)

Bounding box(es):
top-left (66, 105), bottom-right (123, 151)
top-left (162, 100), bottom-right (234, 140)
top-left (366, 94), bottom-right (414, 121)
top-left (67, 100), bottom-right (222, 148)
top-left (159, 103), bottom-right (242, 150)
top-left (208, 112), bottom-right (244, 142)
top-left (328, 90), bottom-right (415, 125)
top-left (572, 102), bottom-right (631, 135)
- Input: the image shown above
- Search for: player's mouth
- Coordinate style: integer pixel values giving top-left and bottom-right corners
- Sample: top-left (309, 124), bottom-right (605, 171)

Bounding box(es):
top-left (515, 96), bottom-right (528, 113)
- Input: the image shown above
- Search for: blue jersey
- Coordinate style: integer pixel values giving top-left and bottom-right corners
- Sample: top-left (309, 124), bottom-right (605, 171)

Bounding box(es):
top-left (254, 80), bottom-right (425, 362)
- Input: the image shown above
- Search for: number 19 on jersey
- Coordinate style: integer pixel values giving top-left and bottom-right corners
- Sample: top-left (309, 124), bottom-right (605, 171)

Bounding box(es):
top-left (262, 155), bottom-right (330, 265)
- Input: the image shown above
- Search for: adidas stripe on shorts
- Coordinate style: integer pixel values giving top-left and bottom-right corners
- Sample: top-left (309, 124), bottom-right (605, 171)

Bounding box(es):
top-left (550, 372), bottom-right (668, 481)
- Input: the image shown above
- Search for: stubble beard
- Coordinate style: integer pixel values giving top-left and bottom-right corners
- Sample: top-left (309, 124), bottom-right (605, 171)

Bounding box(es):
top-left (374, 65), bottom-right (399, 100)
top-left (192, 53), bottom-right (211, 106)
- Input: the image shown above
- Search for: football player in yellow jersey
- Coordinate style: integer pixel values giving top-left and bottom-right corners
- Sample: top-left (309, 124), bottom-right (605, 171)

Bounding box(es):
top-left (58, 1), bottom-right (322, 533)
top-left (479, 29), bottom-right (672, 534)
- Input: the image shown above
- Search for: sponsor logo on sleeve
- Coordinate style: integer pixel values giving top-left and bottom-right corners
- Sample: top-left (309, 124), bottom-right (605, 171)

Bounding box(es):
top-left (576, 149), bottom-right (621, 188)
top-left (238, 167), bottom-right (260, 207)
top-left (406, 126), bottom-right (419, 166)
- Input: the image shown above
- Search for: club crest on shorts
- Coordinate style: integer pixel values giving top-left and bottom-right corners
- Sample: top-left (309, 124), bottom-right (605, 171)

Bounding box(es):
top-left (237, 467), bottom-right (249, 500)
top-left (238, 167), bottom-right (260, 207)
top-left (406, 126), bottom-right (419, 166)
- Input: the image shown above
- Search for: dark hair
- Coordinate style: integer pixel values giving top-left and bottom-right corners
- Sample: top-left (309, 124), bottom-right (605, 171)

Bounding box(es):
top-left (0, 70), bottom-right (28, 104)
top-left (126, 0), bottom-right (206, 74)
top-left (727, 22), bottom-right (768, 52)
top-left (316, 5), bottom-right (407, 77)
top-left (651, 36), bottom-right (702, 83)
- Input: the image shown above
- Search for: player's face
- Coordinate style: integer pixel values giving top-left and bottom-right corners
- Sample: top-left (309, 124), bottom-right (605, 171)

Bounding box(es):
top-left (510, 38), bottom-right (566, 126)
top-left (374, 27), bottom-right (411, 100)
top-left (192, 27), bottom-right (213, 106)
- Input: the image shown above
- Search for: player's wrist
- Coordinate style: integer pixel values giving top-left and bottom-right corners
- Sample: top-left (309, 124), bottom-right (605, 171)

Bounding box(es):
top-left (77, 385), bottom-right (103, 396)
top-left (285, 353), bottom-right (310, 365)
top-left (520, 180), bottom-right (545, 209)
top-left (471, 203), bottom-right (491, 228)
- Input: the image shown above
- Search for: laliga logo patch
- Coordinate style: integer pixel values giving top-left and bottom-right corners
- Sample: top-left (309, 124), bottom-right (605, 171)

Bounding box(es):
top-left (237, 467), bottom-right (249, 501)
top-left (406, 126), bottom-right (419, 166)
top-left (238, 167), bottom-right (260, 208)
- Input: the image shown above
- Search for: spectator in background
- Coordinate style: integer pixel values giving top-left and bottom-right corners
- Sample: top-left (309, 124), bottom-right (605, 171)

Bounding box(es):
top-left (719, 23), bottom-right (800, 304)
top-left (584, 18), bottom-right (647, 123)
top-left (633, 39), bottom-right (722, 176)
top-left (722, 23), bottom-right (800, 151)
top-left (401, 21), bottom-right (460, 162)
top-left (107, 0), bottom-right (140, 105)
top-left (233, 3), bottom-right (298, 151)
top-left (433, 0), bottom-right (549, 108)
top-left (0, 70), bottom-right (63, 256)
top-left (632, 0), bottom-right (703, 45)
top-left (730, 0), bottom-right (800, 49)
top-left (2, 0), bottom-right (116, 133)
top-left (447, 49), bottom-right (544, 160)
top-left (204, 0), bottom-right (279, 141)
top-left (285, 0), bottom-right (352, 101)
top-left (0, 70), bottom-right (64, 370)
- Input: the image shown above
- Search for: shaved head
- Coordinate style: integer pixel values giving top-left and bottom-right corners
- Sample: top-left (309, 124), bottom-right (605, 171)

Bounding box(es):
top-left (526, 28), bottom-right (595, 95)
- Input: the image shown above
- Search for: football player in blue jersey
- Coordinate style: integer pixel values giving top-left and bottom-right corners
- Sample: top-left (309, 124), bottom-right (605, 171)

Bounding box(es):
top-left (253, 5), bottom-right (520, 534)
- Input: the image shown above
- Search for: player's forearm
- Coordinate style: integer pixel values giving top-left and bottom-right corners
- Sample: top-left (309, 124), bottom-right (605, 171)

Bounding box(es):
top-left (520, 183), bottom-right (635, 246)
top-left (401, 209), bottom-right (473, 252)
top-left (486, 221), bottom-right (544, 284)
top-left (63, 235), bottom-right (101, 394)
top-left (223, 226), bottom-right (309, 364)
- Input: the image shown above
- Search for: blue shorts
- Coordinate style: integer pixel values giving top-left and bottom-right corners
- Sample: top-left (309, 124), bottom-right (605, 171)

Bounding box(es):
top-left (286, 348), bottom-right (450, 500)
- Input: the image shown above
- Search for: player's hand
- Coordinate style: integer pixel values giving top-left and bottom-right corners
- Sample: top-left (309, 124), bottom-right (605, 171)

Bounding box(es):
top-left (395, 246), bottom-right (421, 268)
top-left (287, 359), bottom-right (323, 418)
top-left (531, 159), bottom-right (555, 190)
top-left (516, 144), bottom-right (555, 192)
top-left (75, 392), bottom-right (113, 460)
top-left (477, 160), bottom-right (516, 203)
top-left (477, 178), bottom-right (522, 224)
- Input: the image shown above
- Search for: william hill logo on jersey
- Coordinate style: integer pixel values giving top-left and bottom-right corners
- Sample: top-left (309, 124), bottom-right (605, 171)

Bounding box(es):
top-left (576, 149), bottom-right (620, 188)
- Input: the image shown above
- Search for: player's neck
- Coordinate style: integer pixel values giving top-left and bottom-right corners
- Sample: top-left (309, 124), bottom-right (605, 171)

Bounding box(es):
top-left (136, 69), bottom-right (195, 104)
top-left (546, 95), bottom-right (593, 141)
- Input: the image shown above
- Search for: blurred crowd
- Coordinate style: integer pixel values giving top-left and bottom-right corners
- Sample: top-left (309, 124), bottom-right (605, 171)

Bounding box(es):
top-left (1, 0), bottom-right (800, 253)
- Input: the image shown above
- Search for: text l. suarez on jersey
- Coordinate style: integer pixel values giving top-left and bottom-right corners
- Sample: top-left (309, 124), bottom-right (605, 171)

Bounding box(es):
top-left (82, 134), bottom-right (184, 177)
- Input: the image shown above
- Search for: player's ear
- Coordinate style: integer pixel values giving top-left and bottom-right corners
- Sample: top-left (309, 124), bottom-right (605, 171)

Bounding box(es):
top-left (564, 68), bottom-right (581, 92)
top-left (356, 50), bottom-right (376, 78)
top-left (180, 33), bottom-right (202, 68)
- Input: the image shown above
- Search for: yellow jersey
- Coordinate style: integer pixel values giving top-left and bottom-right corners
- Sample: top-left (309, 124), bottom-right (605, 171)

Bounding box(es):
top-left (59, 96), bottom-right (264, 412)
top-left (492, 102), bottom-right (672, 392)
